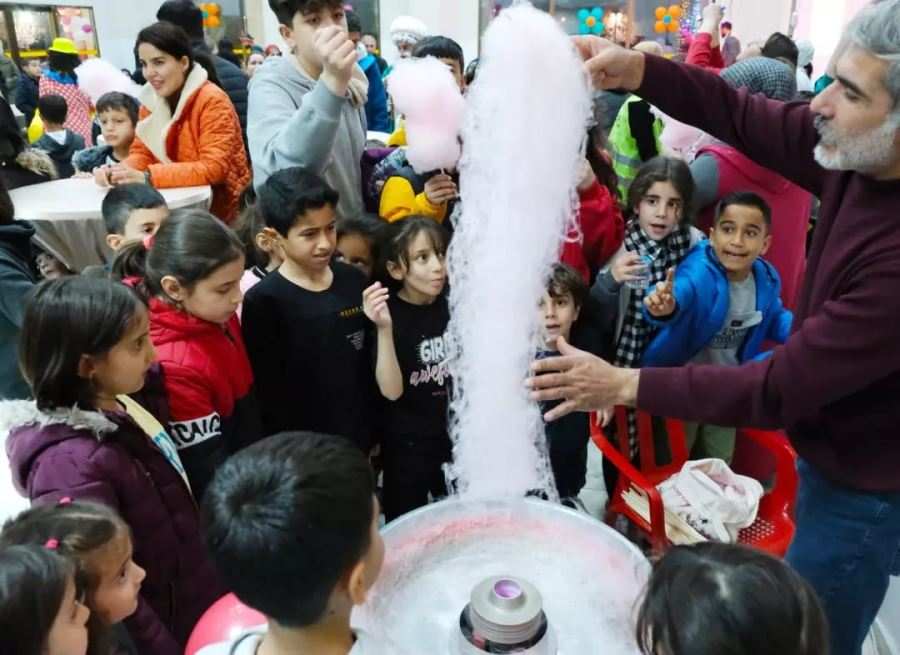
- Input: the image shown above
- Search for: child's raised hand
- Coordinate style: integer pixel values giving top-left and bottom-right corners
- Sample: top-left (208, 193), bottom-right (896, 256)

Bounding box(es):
top-left (610, 252), bottom-right (647, 284)
top-left (315, 25), bottom-right (357, 95)
top-left (424, 173), bottom-right (457, 206)
top-left (644, 267), bottom-right (677, 318)
top-left (701, 3), bottom-right (724, 28)
top-left (363, 282), bottom-right (392, 329)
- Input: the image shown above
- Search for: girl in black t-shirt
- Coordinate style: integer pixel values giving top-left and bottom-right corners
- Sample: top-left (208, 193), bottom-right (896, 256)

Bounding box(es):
top-left (363, 217), bottom-right (452, 521)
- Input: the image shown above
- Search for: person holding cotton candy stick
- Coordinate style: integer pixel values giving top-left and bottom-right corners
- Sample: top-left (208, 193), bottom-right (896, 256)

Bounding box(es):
top-left (379, 39), bottom-right (465, 225)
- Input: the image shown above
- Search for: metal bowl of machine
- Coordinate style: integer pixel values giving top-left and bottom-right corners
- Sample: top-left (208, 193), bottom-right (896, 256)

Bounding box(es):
top-left (353, 498), bottom-right (650, 655)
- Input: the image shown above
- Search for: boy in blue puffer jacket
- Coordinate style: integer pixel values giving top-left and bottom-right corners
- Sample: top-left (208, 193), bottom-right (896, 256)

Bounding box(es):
top-left (641, 191), bottom-right (792, 462)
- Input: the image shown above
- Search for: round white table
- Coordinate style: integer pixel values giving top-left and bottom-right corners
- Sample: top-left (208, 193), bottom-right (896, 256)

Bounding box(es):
top-left (9, 178), bottom-right (212, 272)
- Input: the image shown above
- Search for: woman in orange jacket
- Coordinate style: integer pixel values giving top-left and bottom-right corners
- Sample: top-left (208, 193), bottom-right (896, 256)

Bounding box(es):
top-left (98, 22), bottom-right (249, 224)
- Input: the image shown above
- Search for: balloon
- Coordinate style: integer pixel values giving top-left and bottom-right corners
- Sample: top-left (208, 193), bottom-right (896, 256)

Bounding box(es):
top-left (663, 14), bottom-right (672, 23)
top-left (667, 20), bottom-right (679, 32)
top-left (185, 594), bottom-right (265, 655)
top-left (668, 5), bottom-right (683, 19)
top-left (202, 10), bottom-right (209, 19)
top-left (655, 7), bottom-right (667, 19)
top-left (579, 23), bottom-right (589, 35)
top-left (207, 3), bottom-right (220, 16)
top-left (208, 15), bottom-right (221, 28)
top-left (82, 24), bottom-right (92, 33)
top-left (654, 20), bottom-right (666, 33)
top-left (591, 7), bottom-right (604, 19)
top-left (578, 8), bottom-right (589, 21)
top-left (586, 16), bottom-right (596, 27)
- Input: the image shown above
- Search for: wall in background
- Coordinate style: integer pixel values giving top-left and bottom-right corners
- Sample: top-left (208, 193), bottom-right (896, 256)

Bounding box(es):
top-left (377, 0), bottom-right (481, 67)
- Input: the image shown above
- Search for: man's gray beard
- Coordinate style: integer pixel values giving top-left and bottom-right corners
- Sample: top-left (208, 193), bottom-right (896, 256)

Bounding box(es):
top-left (814, 115), bottom-right (900, 174)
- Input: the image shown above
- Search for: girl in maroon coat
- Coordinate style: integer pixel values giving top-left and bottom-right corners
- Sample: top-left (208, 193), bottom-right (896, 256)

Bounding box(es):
top-left (1, 277), bottom-right (223, 655)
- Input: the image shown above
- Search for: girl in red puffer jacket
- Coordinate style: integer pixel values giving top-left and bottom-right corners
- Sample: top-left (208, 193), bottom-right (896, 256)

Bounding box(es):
top-left (113, 209), bottom-right (263, 502)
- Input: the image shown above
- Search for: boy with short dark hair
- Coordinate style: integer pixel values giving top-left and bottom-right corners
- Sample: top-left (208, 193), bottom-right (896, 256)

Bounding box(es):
top-left (412, 35), bottom-right (466, 91)
top-left (15, 58), bottom-right (42, 125)
top-left (74, 92), bottom-right (139, 173)
top-left (378, 35), bottom-right (466, 225)
top-left (241, 167), bottom-right (378, 451)
top-left (248, 0), bottom-right (366, 220)
top-left (33, 94), bottom-right (84, 179)
top-left (641, 191), bottom-right (792, 461)
top-left (537, 263), bottom-right (592, 501)
top-left (200, 431), bottom-right (385, 655)
top-left (101, 183), bottom-right (169, 250)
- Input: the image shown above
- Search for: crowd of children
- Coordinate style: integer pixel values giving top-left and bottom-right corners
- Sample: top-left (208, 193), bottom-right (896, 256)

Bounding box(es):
top-left (2, 0), bottom-right (890, 652)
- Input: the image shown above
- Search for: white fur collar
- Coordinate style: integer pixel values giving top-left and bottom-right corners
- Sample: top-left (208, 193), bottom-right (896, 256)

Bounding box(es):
top-left (0, 400), bottom-right (117, 440)
top-left (135, 64), bottom-right (209, 165)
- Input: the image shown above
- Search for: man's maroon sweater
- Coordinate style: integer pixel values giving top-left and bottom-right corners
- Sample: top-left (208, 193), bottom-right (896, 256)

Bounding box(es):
top-left (635, 54), bottom-right (900, 492)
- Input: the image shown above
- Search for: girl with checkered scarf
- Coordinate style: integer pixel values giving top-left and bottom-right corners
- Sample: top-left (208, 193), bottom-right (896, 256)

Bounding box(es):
top-left (590, 157), bottom-right (704, 459)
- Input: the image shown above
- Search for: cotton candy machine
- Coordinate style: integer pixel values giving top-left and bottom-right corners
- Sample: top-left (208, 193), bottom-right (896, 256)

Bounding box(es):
top-left (353, 498), bottom-right (649, 655)
top-left (355, 5), bottom-right (649, 652)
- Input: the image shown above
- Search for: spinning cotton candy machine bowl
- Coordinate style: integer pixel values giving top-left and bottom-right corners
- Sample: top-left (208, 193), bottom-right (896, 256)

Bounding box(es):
top-left (353, 498), bottom-right (650, 655)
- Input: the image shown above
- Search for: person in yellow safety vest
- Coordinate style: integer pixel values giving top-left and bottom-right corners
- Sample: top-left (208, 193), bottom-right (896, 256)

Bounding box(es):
top-left (608, 94), bottom-right (664, 201)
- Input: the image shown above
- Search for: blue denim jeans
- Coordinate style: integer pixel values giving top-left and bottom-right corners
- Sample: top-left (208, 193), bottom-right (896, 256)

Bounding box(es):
top-left (786, 460), bottom-right (900, 655)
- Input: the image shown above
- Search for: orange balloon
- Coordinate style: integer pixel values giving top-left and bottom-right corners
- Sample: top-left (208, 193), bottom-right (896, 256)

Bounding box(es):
top-left (668, 5), bottom-right (683, 19)
top-left (586, 16), bottom-right (597, 27)
top-left (207, 3), bottom-right (220, 16)
top-left (208, 15), bottom-right (221, 27)
top-left (654, 20), bottom-right (667, 33)
top-left (655, 7), bottom-right (667, 19)
top-left (667, 20), bottom-right (679, 32)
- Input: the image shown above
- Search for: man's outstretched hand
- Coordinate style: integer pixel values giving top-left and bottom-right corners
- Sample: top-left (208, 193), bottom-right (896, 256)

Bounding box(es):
top-left (526, 336), bottom-right (640, 421)
top-left (572, 36), bottom-right (646, 91)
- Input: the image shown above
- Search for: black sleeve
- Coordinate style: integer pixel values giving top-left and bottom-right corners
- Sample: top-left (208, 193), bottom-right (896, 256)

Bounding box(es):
top-left (629, 100), bottom-right (660, 162)
top-left (15, 83), bottom-right (36, 125)
top-left (240, 288), bottom-right (289, 435)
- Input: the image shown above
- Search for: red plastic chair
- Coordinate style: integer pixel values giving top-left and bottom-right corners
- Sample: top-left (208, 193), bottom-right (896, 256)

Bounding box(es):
top-left (591, 407), bottom-right (798, 556)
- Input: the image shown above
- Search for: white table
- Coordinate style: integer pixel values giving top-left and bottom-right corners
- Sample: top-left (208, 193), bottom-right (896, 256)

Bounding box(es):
top-left (9, 178), bottom-right (212, 272)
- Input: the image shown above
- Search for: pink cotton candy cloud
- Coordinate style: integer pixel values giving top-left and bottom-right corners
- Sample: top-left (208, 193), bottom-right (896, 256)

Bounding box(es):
top-left (388, 56), bottom-right (466, 173)
top-left (75, 58), bottom-right (141, 106)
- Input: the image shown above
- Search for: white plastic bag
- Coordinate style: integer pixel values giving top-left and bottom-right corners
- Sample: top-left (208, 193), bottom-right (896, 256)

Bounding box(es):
top-left (657, 459), bottom-right (764, 542)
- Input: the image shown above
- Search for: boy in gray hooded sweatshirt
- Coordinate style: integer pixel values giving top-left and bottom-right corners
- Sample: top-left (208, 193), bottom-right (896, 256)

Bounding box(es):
top-left (248, 0), bottom-right (367, 220)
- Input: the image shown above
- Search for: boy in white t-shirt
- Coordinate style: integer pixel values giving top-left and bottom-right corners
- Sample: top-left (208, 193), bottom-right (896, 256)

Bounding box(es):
top-left (199, 432), bottom-right (386, 655)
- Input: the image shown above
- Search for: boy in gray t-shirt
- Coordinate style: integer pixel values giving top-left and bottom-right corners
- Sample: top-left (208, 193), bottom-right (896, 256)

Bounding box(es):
top-left (247, 0), bottom-right (366, 220)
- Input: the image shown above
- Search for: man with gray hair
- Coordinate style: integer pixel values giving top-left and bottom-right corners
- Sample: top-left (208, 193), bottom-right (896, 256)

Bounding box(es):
top-left (529, 3), bottom-right (900, 653)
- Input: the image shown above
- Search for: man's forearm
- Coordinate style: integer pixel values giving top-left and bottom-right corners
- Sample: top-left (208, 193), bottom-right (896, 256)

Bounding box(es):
top-left (615, 367), bottom-right (641, 408)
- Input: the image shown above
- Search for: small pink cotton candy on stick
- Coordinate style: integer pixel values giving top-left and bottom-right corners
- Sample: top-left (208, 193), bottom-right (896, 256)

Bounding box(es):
top-left (388, 56), bottom-right (465, 174)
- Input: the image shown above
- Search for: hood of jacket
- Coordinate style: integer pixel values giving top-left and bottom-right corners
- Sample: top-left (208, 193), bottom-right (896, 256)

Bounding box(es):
top-left (699, 143), bottom-right (796, 195)
top-left (0, 220), bottom-right (36, 272)
top-left (1, 400), bottom-right (117, 495)
top-left (36, 131), bottom-right (80, 160)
